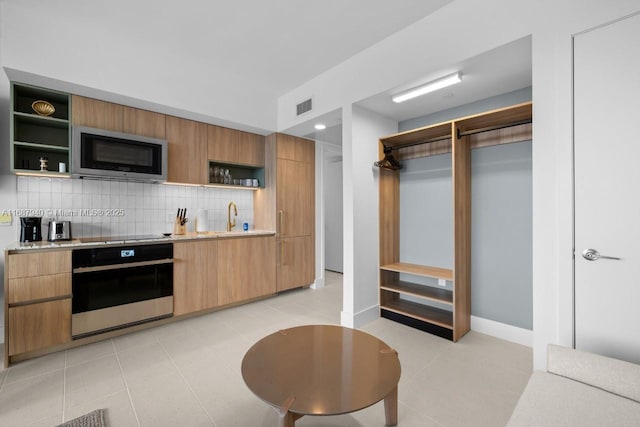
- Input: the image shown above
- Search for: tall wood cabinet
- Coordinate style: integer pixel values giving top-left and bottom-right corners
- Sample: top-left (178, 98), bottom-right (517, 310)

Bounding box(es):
top-left (255, 133), bottom-right (315, 292)
top-left (378, 102), bottom-right (532, 342)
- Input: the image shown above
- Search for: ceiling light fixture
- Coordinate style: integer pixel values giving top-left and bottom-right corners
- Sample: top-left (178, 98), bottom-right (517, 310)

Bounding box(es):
top-left (314, 123), bottom-right (326, 130)
top-left (392, 72), bottom-right (462, 103)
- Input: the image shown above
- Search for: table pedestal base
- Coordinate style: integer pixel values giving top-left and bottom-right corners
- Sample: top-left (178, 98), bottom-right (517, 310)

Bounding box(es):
top-left (276, 386), bottom-right (398, 427)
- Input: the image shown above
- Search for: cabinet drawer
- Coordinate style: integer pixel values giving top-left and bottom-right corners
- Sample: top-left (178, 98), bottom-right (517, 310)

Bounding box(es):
top-left (8, 298), bottom-right (72, 356)
top-left (8, 273), bottom-right (71, 305)
top-left (7, 251), bottom-right (71, 278)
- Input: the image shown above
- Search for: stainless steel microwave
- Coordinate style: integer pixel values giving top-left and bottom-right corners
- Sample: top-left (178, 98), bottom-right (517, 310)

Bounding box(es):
top-left (72, 126), bottom-right (167, 182)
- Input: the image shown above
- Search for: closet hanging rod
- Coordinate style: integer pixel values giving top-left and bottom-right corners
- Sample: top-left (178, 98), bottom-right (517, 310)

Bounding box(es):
top-left (456, 118), bottom-right (532, 139)
top-left (384, 134), bottom-right (451, 151)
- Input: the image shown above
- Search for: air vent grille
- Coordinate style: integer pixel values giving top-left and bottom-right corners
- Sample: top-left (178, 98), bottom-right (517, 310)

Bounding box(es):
top-left (296, 98), bottom-right (313, 116)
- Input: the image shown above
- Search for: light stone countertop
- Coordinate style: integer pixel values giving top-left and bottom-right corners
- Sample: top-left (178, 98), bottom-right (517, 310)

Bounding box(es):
top-left (5, 230), bottom-right (276, 253)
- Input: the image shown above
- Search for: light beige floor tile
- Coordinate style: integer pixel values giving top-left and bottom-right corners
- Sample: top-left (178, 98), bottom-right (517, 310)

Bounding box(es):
top-left (116, 342), bottom-right (178, 388)
top-left (128, 370), bottom-right (213, 427)
top-left (64, 354), bottom-right (126, 410)
top-left (0, 370), bottom-right (63, 426)
top-left (64, 390), bottom-right (138, 427)
top-left (350, 400), bottom-right (444, 427)
top-left (26, 414), bottom-right (62, 427)
top-left (3, 351), bottom-right (65, 384)
top-left (0, 271), bottom-right (533, 427)
top-left (207, 392), bottom-right (277, 427)
top-left (65, 339), bottom-right (115, 367)
top-left (401, 349), bottom-right (523, 427)
top-left (112, 328), bottom-right (159, 353)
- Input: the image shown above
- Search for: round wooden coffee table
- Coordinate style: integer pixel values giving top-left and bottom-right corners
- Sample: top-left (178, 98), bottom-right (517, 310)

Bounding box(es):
top-left (241, 325), bottom-right (401, 427)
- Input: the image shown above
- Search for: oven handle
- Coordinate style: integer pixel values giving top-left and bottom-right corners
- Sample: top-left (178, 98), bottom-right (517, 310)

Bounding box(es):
top-left (73, 258), bottom-right (174, 273)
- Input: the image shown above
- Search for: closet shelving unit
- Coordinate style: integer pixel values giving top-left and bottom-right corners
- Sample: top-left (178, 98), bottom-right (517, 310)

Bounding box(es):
top-left (378, 102), bottom-right (532, 341)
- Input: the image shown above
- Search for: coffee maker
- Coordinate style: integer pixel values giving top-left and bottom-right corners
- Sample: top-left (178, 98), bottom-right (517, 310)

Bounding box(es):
top-left (20, 217), bottom-right (42, 243)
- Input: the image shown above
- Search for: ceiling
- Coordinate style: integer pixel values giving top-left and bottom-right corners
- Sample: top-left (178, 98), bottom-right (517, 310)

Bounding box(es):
top-left (292, 36), bottom-right (532, 145)
top-left (2, 0), bottom-right (452, 97)
top-left (3, 1), bottom-right (530, 140)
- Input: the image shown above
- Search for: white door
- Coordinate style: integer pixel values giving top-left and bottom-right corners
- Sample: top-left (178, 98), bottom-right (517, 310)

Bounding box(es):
top-left (574, 13), bottom-right (640, 364)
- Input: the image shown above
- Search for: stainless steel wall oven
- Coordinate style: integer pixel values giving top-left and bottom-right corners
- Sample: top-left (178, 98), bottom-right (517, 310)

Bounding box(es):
top-left (72, 243), bottom-right (173, 338)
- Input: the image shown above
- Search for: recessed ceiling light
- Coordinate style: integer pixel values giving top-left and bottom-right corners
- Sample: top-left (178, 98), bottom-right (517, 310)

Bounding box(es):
top-left (392, 72), bottom-right (462, 103)
top-left (314, 123), bottom-right (326, 130)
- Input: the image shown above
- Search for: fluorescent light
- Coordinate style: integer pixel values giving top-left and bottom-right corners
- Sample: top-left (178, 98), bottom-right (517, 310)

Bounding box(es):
top-left (314, 123), bottom-right (326, 130)
top-left (392, 72), bottom-right (462, 103)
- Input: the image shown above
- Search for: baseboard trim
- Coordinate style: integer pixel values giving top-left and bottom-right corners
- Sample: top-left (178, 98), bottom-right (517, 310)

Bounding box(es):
top-left (311, 276), bottom-right (325, 290)
top-left (471, 316), bottom-right (533, 347)
top-left (341, 304), bottom-right (380, 329)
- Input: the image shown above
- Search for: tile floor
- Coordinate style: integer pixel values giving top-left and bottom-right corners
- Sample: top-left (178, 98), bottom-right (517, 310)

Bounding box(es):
top-left (0, 271), bottom-right (532, 427)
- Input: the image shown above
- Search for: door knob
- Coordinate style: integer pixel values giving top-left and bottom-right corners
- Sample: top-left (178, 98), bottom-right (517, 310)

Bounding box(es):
top-left (582, 248), bottom-right (621, 261)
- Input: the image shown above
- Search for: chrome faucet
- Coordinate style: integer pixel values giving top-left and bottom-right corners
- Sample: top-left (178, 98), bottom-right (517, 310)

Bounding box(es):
top-left (227, 201), bottom-right (237, 231)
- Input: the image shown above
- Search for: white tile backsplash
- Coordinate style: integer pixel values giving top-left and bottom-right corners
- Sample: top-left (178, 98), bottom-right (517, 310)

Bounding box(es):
top-left (14, 177), bottom-right (254, 238)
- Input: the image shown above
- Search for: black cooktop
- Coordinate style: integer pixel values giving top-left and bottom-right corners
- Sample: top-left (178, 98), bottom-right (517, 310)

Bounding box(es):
top-left (79, 234), bottom-right (167, 244)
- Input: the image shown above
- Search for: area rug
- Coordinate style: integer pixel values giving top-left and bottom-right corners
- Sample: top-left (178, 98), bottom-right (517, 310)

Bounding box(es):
top-left (55, 409), bottom-right (106, 427)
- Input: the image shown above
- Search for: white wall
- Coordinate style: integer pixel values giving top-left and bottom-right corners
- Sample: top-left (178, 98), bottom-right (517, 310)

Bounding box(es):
top-left (323, 145), bottom-right (343, 273)
top-left (278, 0), bottom-right (640, 369)
top-left (341, 105), bottom-right (397, 328)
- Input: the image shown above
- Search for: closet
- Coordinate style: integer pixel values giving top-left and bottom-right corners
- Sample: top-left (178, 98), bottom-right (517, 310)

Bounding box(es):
top-left (377, 102), bottom-right (532, 341)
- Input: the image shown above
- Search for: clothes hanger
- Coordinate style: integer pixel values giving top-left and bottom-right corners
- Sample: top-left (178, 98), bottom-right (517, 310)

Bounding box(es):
top-left (374, 146), bottom-right (403, 170)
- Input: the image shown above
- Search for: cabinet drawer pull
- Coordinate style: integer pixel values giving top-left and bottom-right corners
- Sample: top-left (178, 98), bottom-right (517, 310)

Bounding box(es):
top-left (279, 210), bottom-right (284, 235)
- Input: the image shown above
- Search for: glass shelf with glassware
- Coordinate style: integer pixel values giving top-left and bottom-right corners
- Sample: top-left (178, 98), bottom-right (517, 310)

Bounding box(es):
top-left (208, 162), bottom-right (265, 189)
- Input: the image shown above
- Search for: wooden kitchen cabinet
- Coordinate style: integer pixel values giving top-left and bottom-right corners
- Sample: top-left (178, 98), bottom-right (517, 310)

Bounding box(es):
top-left (238, 132), bottom-right (265, 167)
top-left (5, 250), bottom-right (72, 361)
top-left (277, 236), bottom-right (314, 292)
top-left (166, 116), bottom-right (208, 184)
top-left (254, 133), bottom-right (315, 291)
top-left (217, 236), bottom-right (276, 305)
top-left (208, 125), bottom-right (239, 164)
top-left (276, 133), bottom-right (315, 163)
top-left (71, 95), bottom-right (124, 131)
top-left (173, 240), bottom-right (218, 315)
top-left (8, 299), bottom-right (72, 356)
top-left (276, 158), bottom-right (314, 237)
top-left (208, 124), bottom-right (265, 167)
top-left (123, 107), bottom-right (166, 139)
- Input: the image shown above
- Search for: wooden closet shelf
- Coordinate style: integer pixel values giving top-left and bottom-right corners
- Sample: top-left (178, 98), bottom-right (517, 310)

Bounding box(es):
top-left (381, 299), bottom-right (453, 330)
top-left (455, 102), bottom-right (532, 134)
top-left (381, 280), bottom-right (453, 305)
top-left (378, 101), bottom-right (532, 151)
top-left (380, 262), bottom-right (453, 281)
top-left (380, 122), bottom-right (451, 149)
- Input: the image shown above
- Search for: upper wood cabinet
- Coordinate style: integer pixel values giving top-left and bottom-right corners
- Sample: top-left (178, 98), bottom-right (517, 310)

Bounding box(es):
top-left (71, 95), bottom-right (124, 131)
top-left (166, 116), bottom-right (208, 184)
top-left (239, 132), bottom-right (265, 167)
top-left (173, 240), bottom-right (218, 315)
top-left (208, 124), bottom-right (265, 167)
top-left (276, 133), bottom-right (314, 163)
top-left (123, 107), bottom-right (166, 139)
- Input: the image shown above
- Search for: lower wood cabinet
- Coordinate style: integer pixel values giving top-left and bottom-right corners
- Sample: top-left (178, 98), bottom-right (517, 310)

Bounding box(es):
top-left (173, 240), bottom-right (218, 315)
top-left (8, 299), bottom-right (71, 356)
top-left (173, 236), bottom-right (276, 315)
top-left (218, 236), bottom-right (276, 305)
top-left (277, 235), bottom-right (314, 292)
top-left (6, 250), bottom-right (72, 358)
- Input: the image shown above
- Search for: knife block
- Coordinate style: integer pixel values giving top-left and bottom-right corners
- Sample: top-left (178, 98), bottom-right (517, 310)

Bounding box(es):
top-left (173, 218), bottom-right (187, 235)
